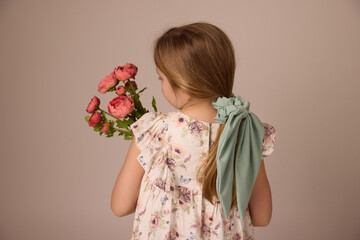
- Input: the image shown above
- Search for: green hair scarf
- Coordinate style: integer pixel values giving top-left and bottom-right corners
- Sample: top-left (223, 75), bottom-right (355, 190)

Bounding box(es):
top-left (212, 94), bottom-right (265, 222)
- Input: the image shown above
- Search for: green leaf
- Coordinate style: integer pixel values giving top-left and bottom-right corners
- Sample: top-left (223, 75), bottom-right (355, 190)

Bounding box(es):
top-left (135, 111), bottom-right (142, 118)
top-left (93, 124), bottom-right (102, 132)
top-left (107, 84), bottom-right (118, 92)
top-left (152, 96), bottom-right (158, 112)
top-left (138, 87), bottom-right (147, 94)
top-left (117, 120), bottom-right (125, 128)
top-left (125, 81), bottom-right (137, 95)
top-left (116, 118), bottom-right (133, 129)
top-left (85, 116), bottom-right (91, 122)
top-left (124, 135), bottom-right (133, 140)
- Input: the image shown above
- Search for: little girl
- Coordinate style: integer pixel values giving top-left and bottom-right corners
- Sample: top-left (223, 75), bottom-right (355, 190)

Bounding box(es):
top-left (111, 22), bottom-right (276, 240)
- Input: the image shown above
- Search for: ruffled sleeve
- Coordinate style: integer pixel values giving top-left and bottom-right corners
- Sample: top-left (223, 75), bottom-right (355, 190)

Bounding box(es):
top-left (262, 123), bottom-right (276, 157)
top-left (129, 112), bottom-right (167, 174)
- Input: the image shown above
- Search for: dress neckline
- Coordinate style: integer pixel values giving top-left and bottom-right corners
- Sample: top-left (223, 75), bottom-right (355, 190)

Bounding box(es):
top-left (176, 110), bottom-right (220, 126)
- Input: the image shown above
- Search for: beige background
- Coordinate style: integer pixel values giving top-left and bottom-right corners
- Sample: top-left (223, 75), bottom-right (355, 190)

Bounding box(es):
top-left (1, 0), bottom-right (360, 239)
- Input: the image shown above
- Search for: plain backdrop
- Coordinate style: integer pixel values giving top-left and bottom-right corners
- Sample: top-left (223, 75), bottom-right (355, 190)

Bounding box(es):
top-left (1, 0), bottom-right (360, 239)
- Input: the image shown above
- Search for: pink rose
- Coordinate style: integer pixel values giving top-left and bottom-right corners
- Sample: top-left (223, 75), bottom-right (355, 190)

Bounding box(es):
top-left (107, 95), bottom-right (134, 118)
top-left (98, 74), bottom-right (118, 94)
top-left (88, 111), bottom-right (101, 127)
top-left (116, 85), bottom-right (126, 95)
top-left (125, 80), bottom-right (138, 89)
top-left (86, 96), bottom-right (100, 113)
top-left (170, 227), bottom-right (180, 239)
top-left (113, 63), bottom-right (138, 81)
top-left (101, 123), bottom-right (110, 133)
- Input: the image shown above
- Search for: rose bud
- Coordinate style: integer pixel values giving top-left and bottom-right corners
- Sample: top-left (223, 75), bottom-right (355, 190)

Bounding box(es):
top-left (101, 123), bottom-right (111, 133)
top-left (116, 85), bottom-right (126, 95)
top-left (125, 80), bottom-right (138, 89)
top-left (107, 95), bottom-right (134, 118)
top-left (86, 96), bottom-right (100, 113)
top-left (98, 74), bottom-right (118, 94)
top-left (88, 111), bottom-right (101, 127)
top-left (123, 63), bottom-right (138, 78)
top-left (113, 63), bottom-right (138, 81)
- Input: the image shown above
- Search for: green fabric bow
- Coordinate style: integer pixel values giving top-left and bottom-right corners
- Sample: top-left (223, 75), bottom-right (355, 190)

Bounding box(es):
top-left (212, 94), bottom-right (265, 222)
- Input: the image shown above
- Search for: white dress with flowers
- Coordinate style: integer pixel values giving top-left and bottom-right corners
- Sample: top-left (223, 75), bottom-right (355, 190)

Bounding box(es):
top-left (129, 111), bottom-right (276, 240)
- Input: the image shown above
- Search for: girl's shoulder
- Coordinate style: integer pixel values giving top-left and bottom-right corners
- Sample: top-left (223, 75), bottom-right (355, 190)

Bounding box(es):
top-left (132, 111), bottom-right (180, 122)
top-left (162, 111), bottom-right (184, 123)
top-left (129, 111), bottom-right (182, 134)
top-left (129, 111), bottom-right (179, 129)
top-left (130, 111), bottom-right (164, 131)
top-left (129, 112), bottom-right (168, 154)
top-left (164, 110), bottom-right (220, 127)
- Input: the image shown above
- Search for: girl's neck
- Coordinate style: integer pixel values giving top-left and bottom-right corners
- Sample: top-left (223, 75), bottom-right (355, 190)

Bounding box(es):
top-left (179, 99), bottom-right (218, 124)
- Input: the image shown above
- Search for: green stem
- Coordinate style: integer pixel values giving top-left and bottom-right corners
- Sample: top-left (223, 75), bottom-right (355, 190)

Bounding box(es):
top-left (113, 127), bottom-right (132, 134)
top-left (98, 107), bottom-right (119, 120)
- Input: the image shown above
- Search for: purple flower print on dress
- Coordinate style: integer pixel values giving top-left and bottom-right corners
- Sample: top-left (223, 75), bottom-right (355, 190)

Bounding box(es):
top-left (232, 233), bottom-right (242, 240)
top-left (137, 133), bottom-right (144, 143)
top-left (170, 226), bottom-right (180, 239)
top-left (178, 198), bottom-right (187, 211)
top-left (188, 121), bottom-right (204, 136)
top-left (261, 123), bottom-right (276, 157)
top-left (155, 135), bottom-right (164, 145)
top-left (170, 143), bottom-right (186, 158)
top-left (176, 185), bottom-right (192, 203)
top-left (165, 157), bottom-right (176, 171)
top-left (153, 177), bottom-right (175, 193)
top-left (204, 211), bottom-right (216, 225)
top-left (138, 155), bottom-right (146, 168)
top-left (160, 195), bottom-right (168, 205)
top-left (263, 122), bottom-right (276, 135)
top-left (154, 177), bottom-right (166, 191)
top-left (223, 222), bottom-right (232, 239)
top-left (164, 226), bottom-right (180, 239)
top-left (186, 232), bottom-right (196, 240)
top-left (154, 153), bottom-right (166, 167)
top-left (173, 115), bottom-right (186, 128)
top-left (131, 230), bottom-right (142, 239)
top-left (162, 208), bottom-right (170, 216)
top-left (201, 222), bottom-right (211, 238)
top-left (150, 213), bottom-right (160, 229)
top-left (184, 154), bottom-right (192, 163)
top-left (225, 221), bottom-right (232, 235)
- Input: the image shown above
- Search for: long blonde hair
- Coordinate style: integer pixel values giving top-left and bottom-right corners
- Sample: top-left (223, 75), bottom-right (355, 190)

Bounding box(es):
top-left (153, 22), bottom-right (237, 209)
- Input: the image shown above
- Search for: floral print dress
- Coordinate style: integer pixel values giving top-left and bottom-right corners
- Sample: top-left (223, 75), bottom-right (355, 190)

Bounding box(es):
top-left (129, 110), bottom-right (276, 240)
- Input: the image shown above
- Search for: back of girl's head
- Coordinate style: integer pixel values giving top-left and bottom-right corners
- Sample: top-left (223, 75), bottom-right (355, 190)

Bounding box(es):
top-left (154, 22), bottom-right (239, 207)
top-left (153, 22), bottom-right (235, 99)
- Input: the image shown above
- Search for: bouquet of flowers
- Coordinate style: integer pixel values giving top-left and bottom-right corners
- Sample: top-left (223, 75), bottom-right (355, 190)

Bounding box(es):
top-left (85, 63), bottom-right (157, 140)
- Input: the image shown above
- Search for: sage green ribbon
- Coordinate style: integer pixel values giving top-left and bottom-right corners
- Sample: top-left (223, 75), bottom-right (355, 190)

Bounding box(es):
top-left (212, 94), bottom-right (265, 222)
